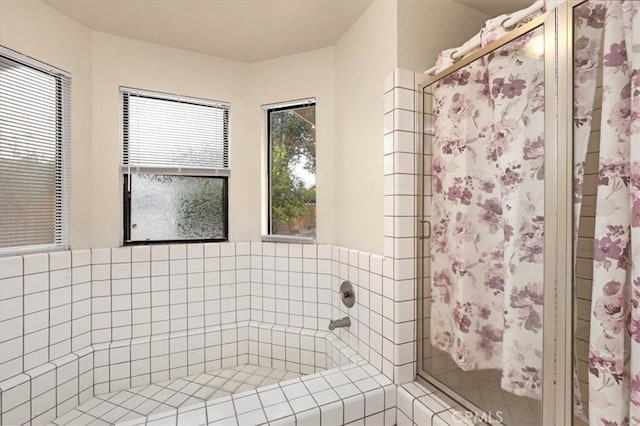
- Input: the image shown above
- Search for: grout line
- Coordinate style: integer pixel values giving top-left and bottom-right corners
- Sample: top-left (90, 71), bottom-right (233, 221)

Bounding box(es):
top-left (3, 243), bottom-right (406, 425)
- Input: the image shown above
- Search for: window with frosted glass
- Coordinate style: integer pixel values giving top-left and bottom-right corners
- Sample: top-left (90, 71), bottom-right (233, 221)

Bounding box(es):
top-left (121, 88), bottom-right (229, 244)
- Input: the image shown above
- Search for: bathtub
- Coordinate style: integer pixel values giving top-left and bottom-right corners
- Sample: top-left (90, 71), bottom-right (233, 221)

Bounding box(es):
top-left (0, 243), bottom-right (398, 425)
top-left (1, 322), bottom-right (395, 425)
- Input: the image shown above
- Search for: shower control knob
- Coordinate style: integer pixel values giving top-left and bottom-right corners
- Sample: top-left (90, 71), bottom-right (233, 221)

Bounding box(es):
top-left (340, 281), bottom-right (355, 308)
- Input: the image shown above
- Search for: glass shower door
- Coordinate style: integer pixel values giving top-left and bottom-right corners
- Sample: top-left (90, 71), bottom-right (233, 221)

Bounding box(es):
top-left (417, 18), bottom-right (548, 426)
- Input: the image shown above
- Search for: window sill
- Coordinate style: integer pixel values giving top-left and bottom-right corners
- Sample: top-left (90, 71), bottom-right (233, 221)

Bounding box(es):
top-left (0, 244), bottom-right (69, 258)
top-left (261, 235), bottom-right (316, 244)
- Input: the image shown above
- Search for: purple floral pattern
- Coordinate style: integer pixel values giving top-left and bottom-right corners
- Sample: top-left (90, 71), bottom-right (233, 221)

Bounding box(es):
top-left (578, 1), bottom-right (640, 425)
top-left (430, 23), bottom-right (545, 399)
top-left (573, 1), bottom-right (608, 419)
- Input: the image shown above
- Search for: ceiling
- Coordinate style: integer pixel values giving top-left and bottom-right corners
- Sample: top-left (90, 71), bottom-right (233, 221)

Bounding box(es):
top-left (43, 0), bottom-right (536, 63)
top-left (43, 0), bottom-right (373, 63)
top-left (453, 0), bottom-right (534, 17)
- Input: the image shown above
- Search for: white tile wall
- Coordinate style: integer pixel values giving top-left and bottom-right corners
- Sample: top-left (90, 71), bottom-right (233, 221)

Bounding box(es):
top-left (396, 382), bottom-right (487, 426)
top-left (386, 68), bottom-right (499, 426)
top-left (0, 241), bottom-right (340, 379)
top-left (0, 241), bottom-right (400, 425)
top-left (0, 316), bottom-right (375, 425)
top-left (54, 362), bottom-right (395, 426)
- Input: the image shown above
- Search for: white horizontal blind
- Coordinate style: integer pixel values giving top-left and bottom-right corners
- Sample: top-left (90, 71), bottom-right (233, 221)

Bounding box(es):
top-left (122, 88), bottom-right (229, 169)
top-left (0, 51), bottom-right (70, 253)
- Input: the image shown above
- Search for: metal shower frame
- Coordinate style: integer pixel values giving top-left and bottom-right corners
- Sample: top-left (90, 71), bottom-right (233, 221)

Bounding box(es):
top-left (415, 2), bottom-right (586, 424)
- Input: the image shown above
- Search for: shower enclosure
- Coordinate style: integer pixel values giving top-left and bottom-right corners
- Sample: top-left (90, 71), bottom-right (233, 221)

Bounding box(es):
top-left (416, 1), bottom-right (637, 425)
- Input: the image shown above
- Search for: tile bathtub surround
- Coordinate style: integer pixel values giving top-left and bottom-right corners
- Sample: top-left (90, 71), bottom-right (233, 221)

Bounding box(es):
top-left (0, 241), bottom-right (404, 389)
top-left (54, 363), bottom-right (396, 426)
top-left (381, 68), bottom-right (425, 384)
top-left (0, 250), bottom-right (92, 382)
top-left (52, 364), bottom-right (303, 425)
top-left (0, 347), bottom-right (94, 425)
top-left (0, 322), bottom-right (390, 426)
top-left (0, 320), bottom-right (364, 425)
top-left (90, 322), bottom-right (341, 397)
top-left (0, 243), bottom-right (339, 383)
top-left (250, 243), bottom-right (333, 331)
top-left (326, 69), bottom-right (425, 384)
top-left (396, 382), bottom-right (478, 426)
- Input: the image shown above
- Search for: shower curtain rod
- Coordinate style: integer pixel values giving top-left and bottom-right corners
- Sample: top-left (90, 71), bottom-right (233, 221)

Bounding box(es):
top-left (424, 0), bottom-right (545, 75)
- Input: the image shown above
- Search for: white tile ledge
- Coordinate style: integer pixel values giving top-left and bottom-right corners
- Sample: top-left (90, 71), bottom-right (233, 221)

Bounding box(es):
top-left (396, 381), bottom-right (487, 426)
top-left (100, 363), bottom-right (396, 426)
top-left (0, 321), bottom-right (351, 391)
top-left (1, 323), bottom-right (385, 425)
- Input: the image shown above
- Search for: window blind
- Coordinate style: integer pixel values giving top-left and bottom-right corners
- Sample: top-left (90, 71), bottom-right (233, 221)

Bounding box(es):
top-left (122, 88), bottom-right (229, 170)
top-left (0, 50), bottom-right (70, 253)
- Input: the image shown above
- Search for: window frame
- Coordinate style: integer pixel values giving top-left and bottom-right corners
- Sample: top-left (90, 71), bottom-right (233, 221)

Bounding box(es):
top-left (120, 87), bottom-right (230, 245)
top-left (0, 46), bottom-right (70, 256)
top-left (263, 99), bottom-right (316, 244)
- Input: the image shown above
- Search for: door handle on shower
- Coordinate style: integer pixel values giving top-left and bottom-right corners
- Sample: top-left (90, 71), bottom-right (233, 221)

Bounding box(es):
top-left (419, 220), bottom-right (431, 240)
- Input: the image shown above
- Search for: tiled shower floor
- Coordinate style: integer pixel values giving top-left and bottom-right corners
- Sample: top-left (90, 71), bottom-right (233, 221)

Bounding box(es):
top-left (51, 365), bottom-right (302, 425)
top-left (424, 353), bottom-right (542, 426)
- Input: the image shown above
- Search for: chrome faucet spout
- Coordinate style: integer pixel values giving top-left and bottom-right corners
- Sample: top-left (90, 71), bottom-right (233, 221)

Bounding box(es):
top-left (329, 317), bottom-right (351, 330)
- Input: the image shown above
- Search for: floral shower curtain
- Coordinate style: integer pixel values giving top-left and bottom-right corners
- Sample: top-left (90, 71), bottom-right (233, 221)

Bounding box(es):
top-left (573, 1), bottom-right (606, 419)
top-left (430, 21), bottom-right (545, 398)
top-left (576, 1), bottom-right (639, 425)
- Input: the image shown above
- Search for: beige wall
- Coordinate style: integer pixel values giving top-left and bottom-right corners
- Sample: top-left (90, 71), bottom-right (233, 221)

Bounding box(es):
top-left (0, 0), bottom-right (336, 248)
top-left (0, 0), bottom-right (93, 248)
top-left (90, 32), bottom-right (251, 247)
top-left (397, 0), bottom-right (489, 73)
top-left (1, 0), bottom-right (492, 254)
top-left (331, 0), bottom-right (488, 254)
top-left (334, 0), bottom-right (398, 254)
top-left (90, 34), bottom-right (336, 247)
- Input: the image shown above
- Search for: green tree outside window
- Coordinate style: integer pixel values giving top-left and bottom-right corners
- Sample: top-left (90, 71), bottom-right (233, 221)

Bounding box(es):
top-left (269, 105), bottom-right (316, 236)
